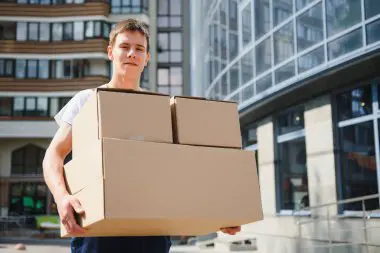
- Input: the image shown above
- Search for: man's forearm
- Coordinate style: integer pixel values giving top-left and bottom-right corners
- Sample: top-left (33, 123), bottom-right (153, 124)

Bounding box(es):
top-left (43, 148), bottom-right (69, 202)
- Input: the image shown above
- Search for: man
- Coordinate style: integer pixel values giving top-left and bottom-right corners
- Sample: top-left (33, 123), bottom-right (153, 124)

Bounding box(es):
top-left (43, 18), bottom-right (240, 253)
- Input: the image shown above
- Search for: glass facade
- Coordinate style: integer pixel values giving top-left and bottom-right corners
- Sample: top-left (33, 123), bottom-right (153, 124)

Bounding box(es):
top-left (203, 0), bottom-right (380, 107)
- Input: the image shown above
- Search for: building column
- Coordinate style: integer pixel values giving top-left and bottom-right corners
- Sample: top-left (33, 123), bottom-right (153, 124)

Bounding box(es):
top-left (304, 95), bottom-right (338, 215)
top-left (148, 0), bottom-right (158, 92)
top-left (257, 117), bottom-right (277, 215)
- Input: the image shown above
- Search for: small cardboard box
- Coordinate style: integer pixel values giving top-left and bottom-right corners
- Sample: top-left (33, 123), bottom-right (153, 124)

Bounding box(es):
top-left (72, 88), bottom-right (173, 156)
top-left (62, 138), bottom-right (262, 237)
top-left (170, 96), bottom-right (242, 148)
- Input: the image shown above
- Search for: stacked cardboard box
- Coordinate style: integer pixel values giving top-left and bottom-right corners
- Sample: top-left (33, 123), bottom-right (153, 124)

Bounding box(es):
top-left (61, 88), bottom-right (262, 238)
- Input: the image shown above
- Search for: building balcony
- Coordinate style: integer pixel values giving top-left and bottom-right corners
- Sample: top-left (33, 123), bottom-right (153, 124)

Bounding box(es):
top-left (0, 75), bottom-right (109, 91)
top-left (0, 1), bottom-right (109, 17)
top-left (0, 39), bottom-right (108, 55)
top-left (0, 120), bottom-right (58, 138)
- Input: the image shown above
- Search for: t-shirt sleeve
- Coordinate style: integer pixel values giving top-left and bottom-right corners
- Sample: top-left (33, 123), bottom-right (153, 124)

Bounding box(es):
top-left (54, 89), bottom-right (93, 127)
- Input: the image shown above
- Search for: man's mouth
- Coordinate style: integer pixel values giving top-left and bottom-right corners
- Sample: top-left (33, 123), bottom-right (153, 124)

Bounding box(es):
top-left (124, 62), bottom-right (138, 66)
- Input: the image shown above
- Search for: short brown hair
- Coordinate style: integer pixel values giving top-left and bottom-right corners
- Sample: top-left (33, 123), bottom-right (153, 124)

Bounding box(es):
top-left (109, 18), bottom-right (150, 52)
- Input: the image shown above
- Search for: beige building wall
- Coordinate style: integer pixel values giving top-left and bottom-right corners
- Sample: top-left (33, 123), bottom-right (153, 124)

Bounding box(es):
top-left (230, 94), bottom-right (380, 253)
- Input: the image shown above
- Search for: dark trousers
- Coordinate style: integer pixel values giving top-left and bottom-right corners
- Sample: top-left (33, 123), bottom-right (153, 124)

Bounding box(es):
top-left (70, 236), bottom-right (171, 253)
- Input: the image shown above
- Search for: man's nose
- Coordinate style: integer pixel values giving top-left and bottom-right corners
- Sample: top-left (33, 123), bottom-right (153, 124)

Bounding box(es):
top-left (127, 48), bottom-right (136, 58)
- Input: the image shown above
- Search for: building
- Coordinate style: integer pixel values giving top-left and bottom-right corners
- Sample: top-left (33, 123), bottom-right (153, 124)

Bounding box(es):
top-left (0, 0), bottom-right (190, 228)
top-left (191, 0), bottom-right (380, 252)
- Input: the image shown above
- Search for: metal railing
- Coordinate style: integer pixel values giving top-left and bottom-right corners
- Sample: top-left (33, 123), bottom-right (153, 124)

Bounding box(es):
top-left (296, 194), bottom-right (380, 253)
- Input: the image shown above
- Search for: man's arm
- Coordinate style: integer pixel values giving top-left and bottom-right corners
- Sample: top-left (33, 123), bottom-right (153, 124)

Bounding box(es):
top-left (43, 122), bottom-right (86, 234)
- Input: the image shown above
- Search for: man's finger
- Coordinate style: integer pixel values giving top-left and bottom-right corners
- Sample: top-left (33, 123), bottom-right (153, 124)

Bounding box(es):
top-left (70, 198), bottom-right (85, 214)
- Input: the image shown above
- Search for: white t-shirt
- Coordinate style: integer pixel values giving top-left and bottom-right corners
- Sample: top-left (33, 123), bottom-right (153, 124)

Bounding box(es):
top-left (54, 89), bottom-right (94, 127)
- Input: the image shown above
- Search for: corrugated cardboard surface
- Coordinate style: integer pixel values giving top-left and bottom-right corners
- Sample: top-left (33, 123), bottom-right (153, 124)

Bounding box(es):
top-left (62, 138), bottom-right (262, 237)
top-left (72, 90), bottom-right (173, 158)
top-left (171, 97), bottom-right (242, 148)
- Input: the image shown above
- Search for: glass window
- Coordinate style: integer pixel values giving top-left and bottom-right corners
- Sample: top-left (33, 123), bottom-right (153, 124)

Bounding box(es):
top-left (0, 98), bottom-right (12, 116)
top-left (221, 73), bottom-right (228, 97)
top-left (170, 0), bottom-right (181, 15)
top-left (38, 60), bottom-right (49, 79)
top-left (256, 37), bottom-right (272, 75)
top-left (28, 23), bottom-right (39, 41)
top-left (366, 19), bottom-right (380, 45)
top-left (296, 3), bottom-right (323, 52)
top-left (221, 27), bottom-right (227, 60)
top-left (255, 0), bottom-right (270, 39)
top-left (63, 60), bottom-right (71, 78)
top-left (9, 182), bottom-right (47, 215)
top-left (54, 60), bottom-right (64, 79)
top-left (229, 33), bottom-right (238, 60)
top-left (52, 23), bottom-right (63, 41)
top-left (27, 60), bottom-right (38, 79)
top-left (326, 0), bottom-right (362, 37)
top-left (339, 122), bottom-right (379, 211)
top-left (158, 68), bottom-right (169, 85)
top-left (103, 22), bottom-right (110, 38)
top-left (63, 23), bottom-right (73, 40)
top-left (242, 49), bottom-right (254, 84)
top-left (170, 32), bottom-right (182, 50)
top-left (296, 0), bottom-right (314, 10)
top-left (16, 60), bottom-right (26, 79)
top-left (74, 22), bottom-right (84, 41)
top-left (94, 21), bottom-right (101, 37)
top-left (274, 21), bottom-right (294, 65)
top-left (242, 3), bottom-right (252, 47)
top-left (337, 85), bottom-right (372, 121)
top-left (273, 0), bottom-right (292, 26)
top-left (37, 97), bottom-right (48, 116)
top-left (170, 67), bottom-right (182, 86)
top-left (13, 97), bottom-right (24, 116)
top-left (0, 60), bottom-right (4, 76)
top-left (158, 0), bottom-right (168, 15)
top-left (39, 23), bottom-right (50, 41)
top-left (0, 22), bottom-right (16, 40)
top-left (277, 137), bottom-right (309, 210)
top-left (242, 83), bottom-right (254, 101)
top-left (229, 61), bottom-right (240, 93)
top-left (229, 0), bottom-right (238, 31)
top-left (5, 60), bottom-right (13, 77)
top-left (26, 97), bottom-right (36, 112)
top-left (278, 107), bottom-right (304, 135)
top-left (17, 22), bottom-right (27, 41)
top-left (275, 60), bottom-right (295, 84)
top-left (158, 33), bottom-right (169, 62)
top-left (328, 29), bottom-right (363, 60)
top-left (364, 0), bottom-right (380, 20)
top-left (85, 21), bottom-right (94, 38)
top-left (298, 46), bottom-right (324, 73)
top-left (256, 73), bottom-right (272, 94)
top-left (170, 86), bottom-right (182, 96)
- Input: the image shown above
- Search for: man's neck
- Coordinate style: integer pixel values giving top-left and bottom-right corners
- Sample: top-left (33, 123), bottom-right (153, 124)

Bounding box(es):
top-left (107, 75), bottom-right (141, 90)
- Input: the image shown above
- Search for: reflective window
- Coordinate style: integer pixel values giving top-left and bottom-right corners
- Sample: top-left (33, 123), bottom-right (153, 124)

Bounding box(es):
top-left (296, 3), bottom-right (323, 52)
top-left (28, 23), bottom-right (39, 41)
top-left (276, 107), bottom-right (308, 211)
top-left (16, 60), bottom-right (26, 79)
top-left (336, 84), bottom-right (372, 121)
top-left (229, 33), bottom-right (238, 60)
top-left (40, 23), bottom-right (50, 41)
top-left (242, 3), bottom-right (252, 47)
top-left (0, 98), bottom-right (12, 117)
top-left (158, 0), bottom-right (181, 28)
top-left (275, 61), bottom-right (295, 84)
top-left (52, 23), bottom-right (63, 41)
top-left (74, 21), bottom-right (84, 41)
top-left (11, 144), bottom-right (45, 175)
top-left (229, 0), bottom-right (238, 31)
top-left (9, 182), bottom-right (48, 216)
top-left (0, 22), bottom-right (16, 40)
top-left (221, 27), bottom-right (227, 60)
top-left (298, 46), bottom-right (324, 73)
top-left (364, 0), bottom-right (380, 19)
top-left (63, 23), bottom-right (73, 40)
top-left (0, 59), bottom-right (14, 77)
top-left (273, 0), bottom-right (292, 26)
top-left (221, 73), bottom-right (228, 97)
top-left (328, 29), bottom-right (363, 60)
top-left (242, 49), bottom-right (254, 84)
top-left (255, 0), bottom-right (270, 39)
top-left (229, 61), bottom-right (240, 93)
top-left (242, 83), bottom-right (254, 101)
top-left (17, 22), bottom-right (27, 41)
top-left (366, 19), bottom-right (380, 45)
top-left (277, 106), bottom-right (304, 135)
top-left (296, 0), bottom-right (314, 10)
top-left (256, 73), bottom-right (272, 95)
top-left (38, 60), bottom-right (49, 79)
top-left (326, 0), bottom-right (362, 37)
top-left (256, 37), bottom-right (272, 75)
top-left (274, 21), bottom-right (294, 65)
top-left (27, 60), bottom-right (38, 78)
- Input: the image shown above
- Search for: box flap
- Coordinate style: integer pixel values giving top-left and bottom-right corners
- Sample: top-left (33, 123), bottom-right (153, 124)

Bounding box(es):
top-left (95, 87), bottom-right (169, 97)
top-left (172, 95), bottom-right (237, 104)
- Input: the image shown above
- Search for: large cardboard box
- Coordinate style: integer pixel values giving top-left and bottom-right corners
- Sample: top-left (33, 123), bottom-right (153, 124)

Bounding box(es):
top-left (72, 88), bottom-right (173, 156)
top-left (62, 138), bottom-right (262, 237)
top-left (170, 96), bottom-right (242, 148)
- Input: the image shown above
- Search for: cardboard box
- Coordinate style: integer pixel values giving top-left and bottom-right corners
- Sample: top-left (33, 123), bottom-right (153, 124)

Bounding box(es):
top-left (170, 96), bottom-right (242, 148)
top-left (72, 88), bottom-right (173, 156)
top-left (62, 138), bottom-right (262, 237)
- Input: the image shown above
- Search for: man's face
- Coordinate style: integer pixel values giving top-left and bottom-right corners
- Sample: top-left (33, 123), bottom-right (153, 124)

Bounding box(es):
top-left (108, 30), bottom-right (150, 77)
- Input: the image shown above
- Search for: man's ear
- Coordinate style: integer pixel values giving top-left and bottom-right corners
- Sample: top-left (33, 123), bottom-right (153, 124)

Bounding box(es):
top-left (107, 45), bottom-right (114, 61)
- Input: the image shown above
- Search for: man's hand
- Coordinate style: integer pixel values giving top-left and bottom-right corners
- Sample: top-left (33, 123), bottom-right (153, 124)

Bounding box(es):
top-left (220, 226), bottom-right (241, 235)
top-left (57, 194), bottom-right (86, 234)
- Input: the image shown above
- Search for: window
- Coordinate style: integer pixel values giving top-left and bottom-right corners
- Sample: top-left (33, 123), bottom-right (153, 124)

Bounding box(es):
top-left (28, 23), bottom-right (39, 41)
top-left (158, 0), bottom-right (182, 28)
top-left (16, 60), bottom-right (26, 79)
top-left (296, 3), bottom-right (323, 52)
top-left (326, 0), bottom-right (361, 38)
top-left (16, 22), bottom-right (27, 41)
top-left (0, 98), bottom-right (12, 116)
top-left (255, 0), bottom-right (270, 40)
top-left (40, 23), bottom-right (50, 41)
top-left (276, 106), bottom-right (309, 212)
top-left (0, 59), bottom-right (14, 77)
top-left (157, 32), bottom-right (182, 63)
top-left (11, 144), bottom-right (45, 175)
top-left (335, 83), bottom-right (380, 212)
top-left (63, 22), bottom-right (73, 40)
top-left (111, 0), bottom-right (146, 14)
top-left (52, 23), bottom-right (63, 41)
top-left (241, 2), bottom-right (252, 47)
top-left (0, 22), bottom-right (16, 40)
top-left (9, 183), bottom-right (47, 216)
top-left (243, 124), bottom-right (259, 177)
top-left (274, 21), bottom-right (294, 65)
top-left (157, 67), bottom-right (182, 96)
top-left (273, 0), bottom-right (292, 26)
